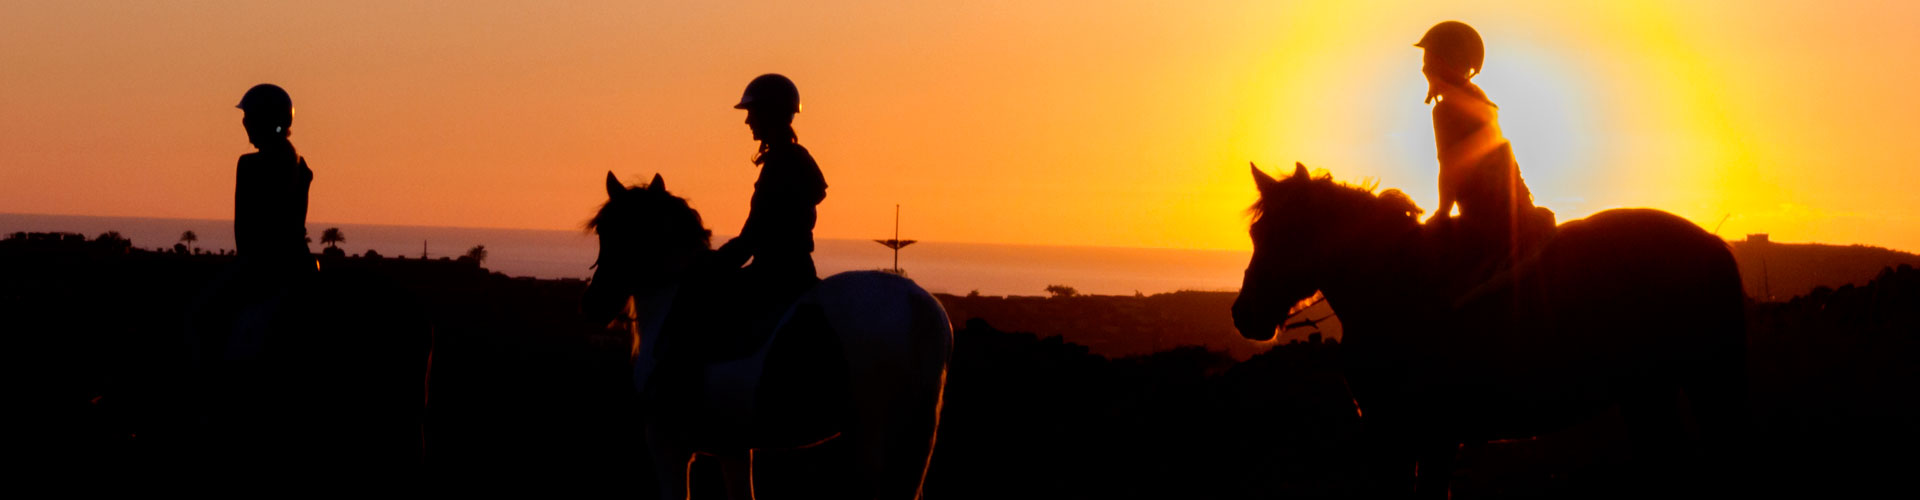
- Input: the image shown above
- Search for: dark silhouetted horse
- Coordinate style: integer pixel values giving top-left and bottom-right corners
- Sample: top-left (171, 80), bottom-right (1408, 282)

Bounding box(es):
top-left (1232, 163), bottom-right (1746, 497)
top-left (585, 172), bottom-right (951, 500)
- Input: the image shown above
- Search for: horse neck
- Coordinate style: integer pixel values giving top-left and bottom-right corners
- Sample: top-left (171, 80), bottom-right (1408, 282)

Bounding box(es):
top-left (1318, 220), bottom-right (1434, 333)
top-left (629, 247), bottom-right (721, 347)
top-left (627, 280), bottom-right (679, 357)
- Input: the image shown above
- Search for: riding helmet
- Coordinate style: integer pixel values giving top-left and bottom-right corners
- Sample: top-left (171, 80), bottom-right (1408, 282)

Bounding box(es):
top-left (236, 83), bottom-right (294, 127)
top-left (1415, 21), bottom-right (1485, 77)
top-left (733, 74), bottom-right (801, 113)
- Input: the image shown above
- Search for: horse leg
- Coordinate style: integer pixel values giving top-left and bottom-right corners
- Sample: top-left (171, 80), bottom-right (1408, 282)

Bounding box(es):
top-left (828, 284), bottom-right (949, 500)
top-left (847, 380), bottom-right (942, 500)
top-left (1619, 380), bottom-right (1688, 492)
top-left (1354, 419), bottom-right (1417, 497)
top-left (886, 383), bottom-right (944, 500)
top-left (717, 451), bottom-right (755, 500)
top-left (1412, 440), bottom-right (1458, 499)
top-left (647, 425), bottom-right (693, 500)
top-left (841, 343), bottom-right (944, 500)
top-left (1680, 328), bottom-right (1750, 491)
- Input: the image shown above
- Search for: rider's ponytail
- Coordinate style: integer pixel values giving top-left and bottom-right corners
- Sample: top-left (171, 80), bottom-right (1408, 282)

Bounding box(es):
top-left (752, 126), bottom-right (799, 166)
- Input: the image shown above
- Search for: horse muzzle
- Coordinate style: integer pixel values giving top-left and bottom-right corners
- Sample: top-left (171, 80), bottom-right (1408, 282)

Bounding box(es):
top-left (1231, 297), bottom-right (1280, 341)
top-left (581, 285), bottom-right (630, 326)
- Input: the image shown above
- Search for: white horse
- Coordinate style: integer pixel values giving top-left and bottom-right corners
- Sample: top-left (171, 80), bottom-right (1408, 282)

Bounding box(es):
top-left (584, 172), bottom-right (951, 500)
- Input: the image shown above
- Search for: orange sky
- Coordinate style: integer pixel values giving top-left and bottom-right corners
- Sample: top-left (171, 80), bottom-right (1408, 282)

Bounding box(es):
top-left (3, 1), bottom-right (1917, 252)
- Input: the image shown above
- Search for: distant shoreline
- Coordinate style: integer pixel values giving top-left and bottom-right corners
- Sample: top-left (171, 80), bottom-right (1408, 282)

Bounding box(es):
top-left (14, 212), bottom-right (1918, 300)
top-left (0, 213), bottom-right (1252, 295)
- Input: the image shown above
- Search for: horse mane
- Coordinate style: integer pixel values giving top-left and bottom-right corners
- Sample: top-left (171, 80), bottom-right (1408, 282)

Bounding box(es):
top-left (586, 180), bottom-right (713, 251)
top-left (1249, 170), bottom-right (1423, 226)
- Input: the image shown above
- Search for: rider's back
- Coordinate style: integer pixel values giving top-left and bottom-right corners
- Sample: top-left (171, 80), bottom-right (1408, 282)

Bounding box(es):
top-left (1432, 88), bottom-right (1534, 231)
top-left (233, 144), bottom-right (314, 274)
top-left (740, 142), bottom-right (826, 280)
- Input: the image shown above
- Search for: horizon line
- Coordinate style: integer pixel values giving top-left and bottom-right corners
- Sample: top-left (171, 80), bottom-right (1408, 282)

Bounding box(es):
top-left (8, 210), bottom-right (1915, 256)
top-left (0, 211), bottom-right (1262, 254)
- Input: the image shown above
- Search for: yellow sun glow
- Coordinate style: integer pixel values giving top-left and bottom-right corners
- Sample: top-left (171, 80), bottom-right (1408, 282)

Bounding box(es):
top-left (1208, 1), bottom-right (1783, 250)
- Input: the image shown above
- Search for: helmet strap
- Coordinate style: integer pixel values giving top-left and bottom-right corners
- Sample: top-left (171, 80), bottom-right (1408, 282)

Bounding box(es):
top-left (1422, 64), bottom-right (1475, 104)
top-left (752, 126), bottom-right (798, 165)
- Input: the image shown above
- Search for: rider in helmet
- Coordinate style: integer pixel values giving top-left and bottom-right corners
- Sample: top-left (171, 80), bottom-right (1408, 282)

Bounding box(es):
top-left (1417, 21), bottom-right (1548, 263)
top-left (192, 83), bottom-right (318, 471)
top-left (209, 83), bottom-right (314, 363)
top-left (718, 73), bottom-right (828, 304)
top-left (646, 74), bottom-right (832, 439)
top-left (233, 83), bottom-right (316, 277)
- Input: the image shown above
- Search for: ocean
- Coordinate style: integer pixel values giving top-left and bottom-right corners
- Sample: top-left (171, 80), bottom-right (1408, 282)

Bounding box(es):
top-left (1, 213), bottom-right (1252, 296)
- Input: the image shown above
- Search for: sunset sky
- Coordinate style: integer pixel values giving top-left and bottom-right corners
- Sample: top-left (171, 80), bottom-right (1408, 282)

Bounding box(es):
top-left (4, 1), bottom-right (1917, 252)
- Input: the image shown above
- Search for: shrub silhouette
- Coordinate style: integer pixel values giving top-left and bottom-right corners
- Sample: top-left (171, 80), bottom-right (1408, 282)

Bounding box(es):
top-left (462, 245), bottom-right (487, 266)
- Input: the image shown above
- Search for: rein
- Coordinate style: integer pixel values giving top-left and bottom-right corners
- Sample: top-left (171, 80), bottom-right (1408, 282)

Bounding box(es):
top-left (1282, 292), bottom-right (1331, 333)
top-left (604, 293), bottom-right (641, 361)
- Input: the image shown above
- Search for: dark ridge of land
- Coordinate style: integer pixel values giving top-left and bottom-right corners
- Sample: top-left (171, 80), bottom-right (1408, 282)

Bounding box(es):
top-left (3, 235), bottom-right (633, 493)
top-left (935, 291), bottom-right (1298, 361)
top-left (1727, 236), bottom-right (1920, 301)
top-left (931, 238), bottom-right (1920, 361)
top-left (1742, 264), bottom-right (1920, 492)
top-left (937, 263), bottom-right (1920, 498)
top-left (8, 232), bottom-right (1919, 497)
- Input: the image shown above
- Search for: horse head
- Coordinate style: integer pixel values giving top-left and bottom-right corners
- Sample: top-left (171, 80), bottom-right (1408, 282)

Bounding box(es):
top-left (1232, 162), bottom-right (1423, 340)
top-left (583, 171), bottom-right (713, 326)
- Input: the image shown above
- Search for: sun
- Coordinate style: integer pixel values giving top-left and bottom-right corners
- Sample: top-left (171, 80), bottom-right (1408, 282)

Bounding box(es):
top-left (1470, 43), bottom-right (1601, 212)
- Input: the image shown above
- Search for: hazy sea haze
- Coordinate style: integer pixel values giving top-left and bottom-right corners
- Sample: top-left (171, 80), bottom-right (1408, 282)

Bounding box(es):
top-left (2, 213), bottom-right (1251, 296)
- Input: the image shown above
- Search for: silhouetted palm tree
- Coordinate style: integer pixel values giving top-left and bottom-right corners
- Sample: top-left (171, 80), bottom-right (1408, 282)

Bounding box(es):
top-left (464, 245), bottom-right (488, 266)
top-left (321, 227), bottom-right (344, 249)
top-left (180, 230), bottom-right (198, 254)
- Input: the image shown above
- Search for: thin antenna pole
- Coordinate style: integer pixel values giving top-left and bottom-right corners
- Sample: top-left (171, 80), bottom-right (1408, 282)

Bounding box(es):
top-left (893, 204), bottom-right (901, 271)
top-left (873, 204), bottom-right (915, 275)
top-left (1760, 252), bottom-right (1772, 301)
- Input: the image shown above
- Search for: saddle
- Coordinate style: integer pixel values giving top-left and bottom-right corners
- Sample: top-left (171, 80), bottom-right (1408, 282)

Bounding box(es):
top-left (659, 264), bottom-right (822, 364)
top-left (1433, 205), bottom-right (1558, 309)
top-left (645, 280), bottom-right (851, 450)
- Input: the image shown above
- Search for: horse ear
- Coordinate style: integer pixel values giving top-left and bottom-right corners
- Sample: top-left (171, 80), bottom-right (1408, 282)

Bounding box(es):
top-left (648, 173), bottom-right (666, 193)
top-left (1251, 162), bottom-right (1278, 191)
top-left (606, 171), bottom-right (624, 198)
top-left (1292, 162), bottom-right (1310, 181)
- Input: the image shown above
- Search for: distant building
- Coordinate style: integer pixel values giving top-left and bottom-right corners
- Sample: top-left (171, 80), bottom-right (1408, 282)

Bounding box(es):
top-left (1747, 233), bottom-right (1770, 244)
